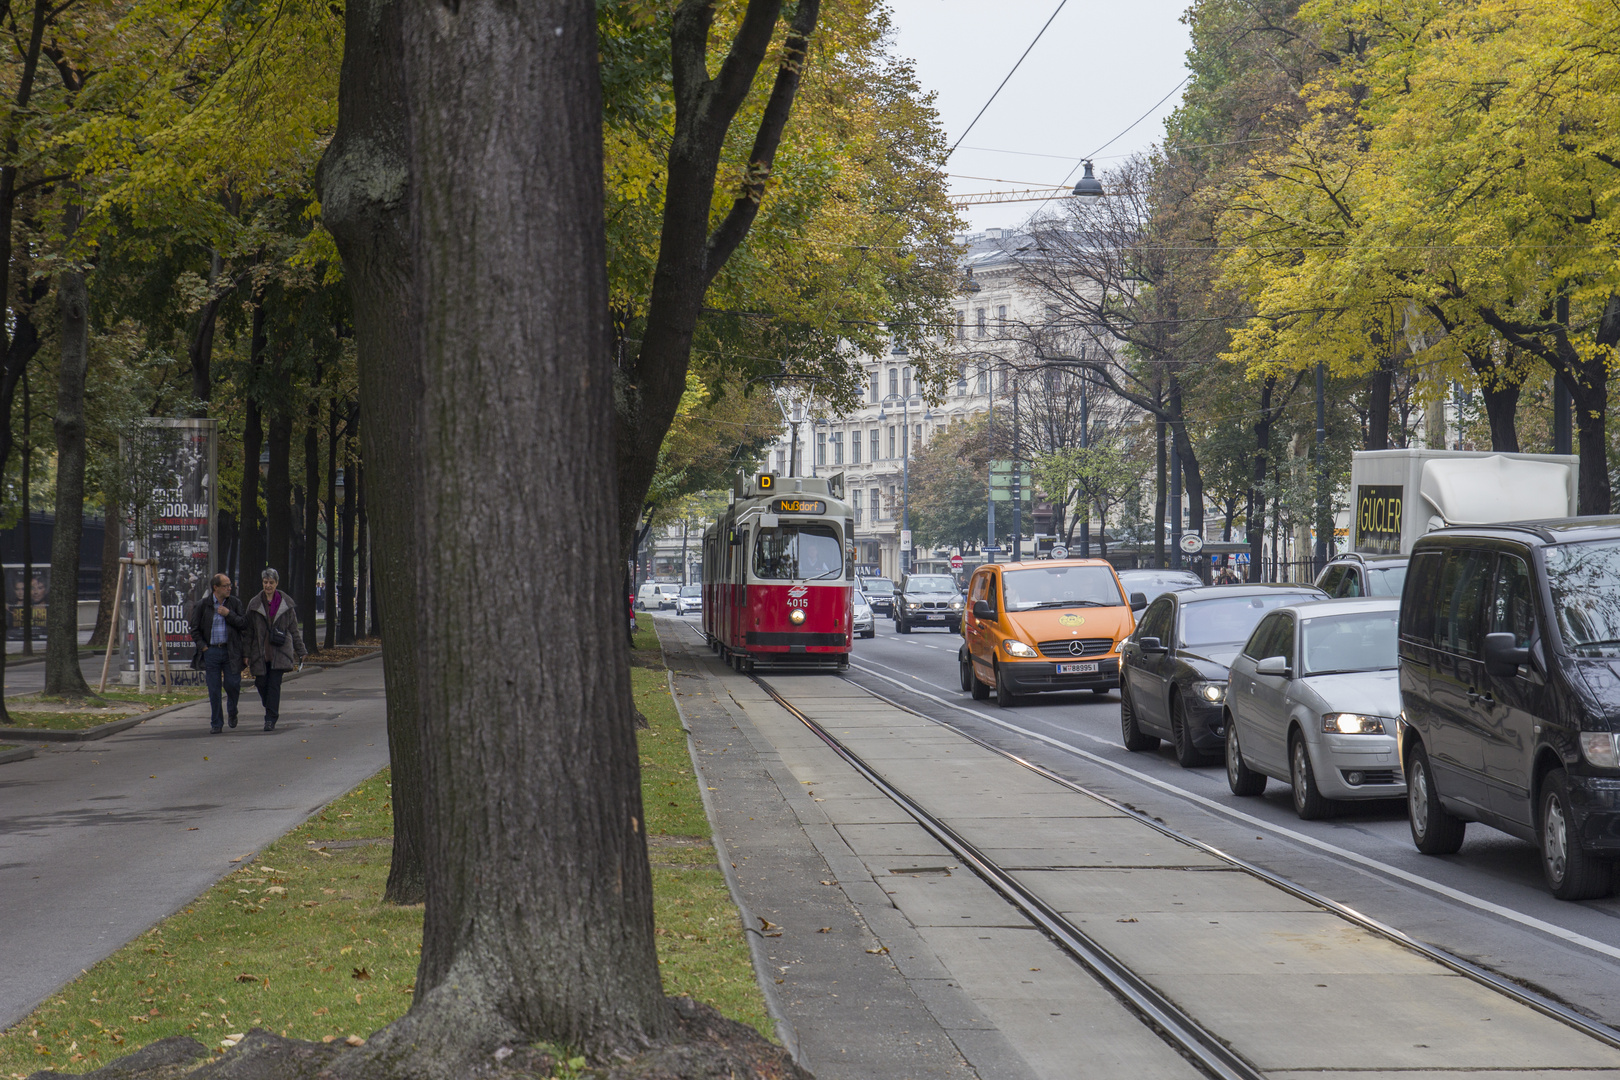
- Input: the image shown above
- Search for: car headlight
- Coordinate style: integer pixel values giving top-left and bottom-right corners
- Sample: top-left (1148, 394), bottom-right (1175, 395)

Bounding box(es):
top-left (1003, 640), bottom-right (1038, 658)
top-left (1194, 681), bottom-right (1226, 703)
top-left (1322, 713), bottom-right (1389, 735)
top-left (1580, 732), bottom-right (1620, 768)
top-left (951, 600), bottom-right (963, 609)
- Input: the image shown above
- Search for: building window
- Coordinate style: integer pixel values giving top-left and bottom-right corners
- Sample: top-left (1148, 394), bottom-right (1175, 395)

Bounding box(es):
top-left (914, 423), bottom-right (922, 448)
top-left (870, 486), bottom-right (881, 519)
top-left (957, 310), bottom-right (965, 342)
top-left (888, 368), bottom-right (898, 398)
top-left (902, 367), bottom-right (912, 398)
top-left (851, 431), bottom-right (861, 464)
top-left (870, 428), bottom-right (880, 462)
top-left (976, 366), bottom-right (988, 395)
top-left (887, 426), bottom-right (896, 458)
top-left (831, 431), bottom-right (843, 465)
top-left (816, 432), bottom-right (826, 467)
top-left (774, 450), bottom-right (785, 473)
top-left (870, 371), bottom-right (880, 403)
top-left (976, 308), bottom-right (986, 337)
top-left (852, 489), bottom-right (862, 524)
top-left (996, 304), bottom-right (1007, 336)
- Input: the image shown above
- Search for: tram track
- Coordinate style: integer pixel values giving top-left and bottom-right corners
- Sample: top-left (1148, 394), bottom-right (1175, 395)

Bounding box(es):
top-left (731, 656), bottom-right (1620, 1078)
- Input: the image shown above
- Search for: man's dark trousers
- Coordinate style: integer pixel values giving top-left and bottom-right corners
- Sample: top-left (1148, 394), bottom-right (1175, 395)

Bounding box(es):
top-left (203, 646), bottom-right (240, 731)
top-left (255, 669), bottom-right (285, 729)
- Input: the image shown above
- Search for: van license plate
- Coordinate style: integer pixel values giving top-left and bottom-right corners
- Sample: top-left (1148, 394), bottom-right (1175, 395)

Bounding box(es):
top-left (1057, 662), bottom-right (1098, 674)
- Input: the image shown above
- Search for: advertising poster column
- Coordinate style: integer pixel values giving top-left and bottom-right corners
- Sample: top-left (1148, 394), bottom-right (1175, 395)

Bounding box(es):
top-left (122, 418), bottom-right (217, 685)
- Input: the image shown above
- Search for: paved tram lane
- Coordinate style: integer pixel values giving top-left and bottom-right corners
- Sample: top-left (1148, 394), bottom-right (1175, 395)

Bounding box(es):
top-left (825, 612), bottom-right (1620, 1027)
top-left (0, 657), bottom-right (390, 1031)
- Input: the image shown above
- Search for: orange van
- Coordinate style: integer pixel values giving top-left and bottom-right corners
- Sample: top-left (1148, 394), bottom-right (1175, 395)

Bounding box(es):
top-left (957, 559), bottom-right (1143, 707)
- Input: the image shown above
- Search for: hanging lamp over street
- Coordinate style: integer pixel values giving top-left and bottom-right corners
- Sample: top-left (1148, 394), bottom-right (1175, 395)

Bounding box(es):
top-left (1072, 159), bottom-right (1104, 197)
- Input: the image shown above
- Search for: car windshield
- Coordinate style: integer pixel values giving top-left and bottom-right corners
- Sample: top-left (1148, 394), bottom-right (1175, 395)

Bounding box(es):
top-left (1002, 566), bottom-right (1124, 611)
top-left (1300, 611), bottom-right (1399, 674)
top-left (863, 579), bottom-right (893, 595)
top-left (1545, 539), bottom-right (1620, 656)
top-left (680, 586), bottom-right (700, 597)
top-left (906, 575), bottom-right (956, 593)
top-left (1121, 571), bottom-right (1202, 590)
top-left (1180, 593), bottom-right (1316, 649)
top-left (753, 524), bottom-right (843, 580)
top-left (1365, 566), bottom-right (1408, 596)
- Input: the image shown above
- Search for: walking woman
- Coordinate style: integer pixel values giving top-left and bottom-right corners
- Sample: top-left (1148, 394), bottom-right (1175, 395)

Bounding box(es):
top-left (246, 568), bottom-right (307, 731)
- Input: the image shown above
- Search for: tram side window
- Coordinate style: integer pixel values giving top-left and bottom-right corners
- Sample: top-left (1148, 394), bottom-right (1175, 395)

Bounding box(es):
top-left (754, 523), bottom-right (843, 580)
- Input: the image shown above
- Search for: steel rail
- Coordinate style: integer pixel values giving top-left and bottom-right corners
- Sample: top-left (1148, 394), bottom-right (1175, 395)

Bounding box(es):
top-left (821, 667), bottom-right (1620, 1054)
top-left (747, 672), bottom-right (1267, 1080)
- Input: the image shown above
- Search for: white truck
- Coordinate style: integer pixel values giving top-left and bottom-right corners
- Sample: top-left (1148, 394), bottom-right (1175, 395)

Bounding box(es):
top-left (1348, 449), bottom-right (1580, 556)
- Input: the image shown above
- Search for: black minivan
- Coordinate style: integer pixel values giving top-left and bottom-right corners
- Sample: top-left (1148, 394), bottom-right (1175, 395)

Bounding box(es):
top-left (1398, 519), bottom-right (1620, 899)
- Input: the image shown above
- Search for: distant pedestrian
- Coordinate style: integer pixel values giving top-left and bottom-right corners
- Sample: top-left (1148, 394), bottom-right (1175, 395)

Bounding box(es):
top-left (245, 568), bottom-right (306, 732)
top-left (190, 573), bottom-right (247, 732)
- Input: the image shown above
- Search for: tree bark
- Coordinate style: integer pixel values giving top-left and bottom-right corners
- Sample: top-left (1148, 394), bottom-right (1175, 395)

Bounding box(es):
top-left (1367, 356), bottom-right (1391, 451)
top-left (1153, 417), bottom-right (1166, 569)
top-left (302, 400), bottom-right (320, 651)
top-left (319, 0), bottom-right (675, 1067)
top-left (1247, 376), bottom-right (1274, 584)
top-left (46, 206), bottom-right (91, 696)
top-left (338, 427), bottom-right (355, 644)
top-left (266, 409), bottom-right (293, 578)
top-left (355, 459), bottom-right (368, 639)
top-left (315, 0), bottom-right (427, 910)
top-left (188, 251), bottom-right (224, 417)
top-left (239, 306), bottom-right (267, 587)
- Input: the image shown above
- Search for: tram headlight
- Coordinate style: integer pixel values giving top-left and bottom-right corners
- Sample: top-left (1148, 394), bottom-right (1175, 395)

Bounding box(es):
top-left (789, 608), bottom-right (806, 625)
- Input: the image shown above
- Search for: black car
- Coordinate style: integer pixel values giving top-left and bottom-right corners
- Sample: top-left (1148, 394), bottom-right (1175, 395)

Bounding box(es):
top-left (1399, 519), bottom-right (1620, 900)
top-left (1119, 583), bottom-right (1326, 767)
top-left (1315, 552), bottom-right (1409, 598)
top-left (894, 573), bottom-right (963, 633)
top-left (861, 577), bottom-right (895, 616)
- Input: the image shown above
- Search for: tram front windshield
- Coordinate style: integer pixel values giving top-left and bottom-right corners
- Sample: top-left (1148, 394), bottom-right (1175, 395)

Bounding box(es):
top-left (754, 523), bottom-right (844, 581)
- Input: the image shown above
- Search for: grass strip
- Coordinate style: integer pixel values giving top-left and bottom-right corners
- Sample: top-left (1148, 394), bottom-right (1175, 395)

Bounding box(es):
top-left (3, 689), bottom-right (208, 731)
top-left (0, 623), bottom-right (769, 1077)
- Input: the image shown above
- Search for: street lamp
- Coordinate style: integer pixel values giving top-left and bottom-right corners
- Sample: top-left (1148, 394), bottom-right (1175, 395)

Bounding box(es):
top-left (1072, 160), bottom-right (1105, 198)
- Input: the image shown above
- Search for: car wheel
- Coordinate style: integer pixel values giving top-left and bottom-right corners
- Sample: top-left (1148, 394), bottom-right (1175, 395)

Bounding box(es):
top-left (897, 616), bottom-right (911, 634)
top-left (1541, 769), bottom-right (1613, 900)
top-left (1120, 682), bottom-right (1159, 752)
top-left (1289, 731), bottom-right (1330, 820)
top-left (1226, 719), bottom-right (1266, 796)
top-left (1171, 694), bottom-right (1203, 768)
top-left (994, 663), bottom-right (1017, 707)
top-left (1090, 687), bottom-right (1110, 696)
top-left (1407, 742), bottom-right (1466, 854)
top-left (970, 658), bottom-right (991, 700)
top-left (863, 630), bottom-right (875, 639)
top-left (959, 650), bottom-right (974, 692)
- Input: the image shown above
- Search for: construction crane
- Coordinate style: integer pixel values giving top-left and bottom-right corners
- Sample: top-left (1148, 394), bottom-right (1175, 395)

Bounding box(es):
top-left (948, 187), bottom-right (1076, 207)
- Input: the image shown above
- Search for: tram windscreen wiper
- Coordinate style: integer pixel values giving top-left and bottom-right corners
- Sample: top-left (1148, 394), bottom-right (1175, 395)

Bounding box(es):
top-left (1031, 600), bottom-right (1108, 609)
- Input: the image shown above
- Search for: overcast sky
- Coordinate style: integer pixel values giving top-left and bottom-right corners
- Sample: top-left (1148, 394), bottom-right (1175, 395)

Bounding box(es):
top-left (884, 0), bottom-right (1194, 233)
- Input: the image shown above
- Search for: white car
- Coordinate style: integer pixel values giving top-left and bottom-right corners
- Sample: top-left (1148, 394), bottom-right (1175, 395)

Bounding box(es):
top-left (674, 585), bottom-right (703, 616)
top-left (636, 582), bottom-right (681, 610)
top-left (852, 590), bottom-right (874, 639)
top-left (1224, 597), bottom-right (1405, 819)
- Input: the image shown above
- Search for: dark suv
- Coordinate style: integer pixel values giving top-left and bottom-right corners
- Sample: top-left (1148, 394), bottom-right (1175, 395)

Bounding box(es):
top-left (1398, 519), bottom-right (1620, 899)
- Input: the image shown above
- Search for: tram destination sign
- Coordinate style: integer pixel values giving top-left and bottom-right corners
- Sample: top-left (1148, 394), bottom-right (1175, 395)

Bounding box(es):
top-left (1354, 484), bottom-right (1403, 555)
top-left (772, 498), bottom-right (825, 515)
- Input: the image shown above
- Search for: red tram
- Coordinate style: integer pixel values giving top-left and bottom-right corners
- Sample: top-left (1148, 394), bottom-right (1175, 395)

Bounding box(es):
top-left (702, 472), bottom-right (853, 672)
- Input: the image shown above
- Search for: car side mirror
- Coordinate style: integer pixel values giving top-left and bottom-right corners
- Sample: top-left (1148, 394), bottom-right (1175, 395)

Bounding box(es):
top-left (1483, 632), bottom-right (1532, 677)
top-left (1255, 655), bottom-right (1291, 678)
top-left (1129, 591), bottom-right (1148, 612)
top-left (1138, 636), bottom-right (1166, 653)
top-left (972, 599), bottom-right (994, 620)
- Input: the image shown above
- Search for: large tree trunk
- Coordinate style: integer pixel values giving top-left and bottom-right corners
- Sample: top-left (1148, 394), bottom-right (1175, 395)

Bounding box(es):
top-left (46, 212), bottom-right (91, 697)
top-left (338, 428), bottom-right (356, 644)
top-left (355, 459), bottom-right (368, 639)
top-left (188, 251), bottom-right (224, 417)
top-left (1247, 376), bottom-right (1274, 584)
top-left (320, 0), bottom-right (681, 1068)
top-left (238, 307), bottom-right (267, 588)
top-left (325, 401), bottom-right (339, 649)
top-left (1367, 356), bottom-right (1391, 451)
top-left (1480, 380), bottom-right (1521, 453)
top-left (1153, 417), bottom-right (1166, 569)
top-left (266, 408), bottom-right (293, 577)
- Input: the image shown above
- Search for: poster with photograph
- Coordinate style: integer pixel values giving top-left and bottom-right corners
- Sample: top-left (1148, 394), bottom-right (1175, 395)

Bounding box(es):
top-left (123, 418), bottom-right (216, 683)
top-left (1, 565), bottom-right (49, 641)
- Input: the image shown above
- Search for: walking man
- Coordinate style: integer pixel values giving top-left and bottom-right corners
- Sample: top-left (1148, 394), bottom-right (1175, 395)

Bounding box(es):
top-left (190, 573), bottom-right (246, 733)
top-left (245, 568), bottom-right (306, 732)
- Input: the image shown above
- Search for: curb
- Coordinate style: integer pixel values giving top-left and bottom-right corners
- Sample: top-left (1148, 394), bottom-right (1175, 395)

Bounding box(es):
top-left (3, 649), bottom-right (101, 669)
top-left (303, 649), bottom-right (383, 669)
top-left (0, 744), bottom-right (36, 764)
top-left (0, 696), bottom-right (202, 742)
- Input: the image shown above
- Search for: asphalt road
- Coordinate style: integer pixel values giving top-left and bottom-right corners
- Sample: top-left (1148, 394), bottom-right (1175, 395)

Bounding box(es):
top-left (659, 610), bottom-right (1620, 1027)
top-left (0, 657), bottom-right (389, 1031)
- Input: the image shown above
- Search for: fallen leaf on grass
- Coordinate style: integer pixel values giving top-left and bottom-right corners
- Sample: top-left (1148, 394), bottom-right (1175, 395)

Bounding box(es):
top-left (234, 974), bottom-right (257, 984)
top-left (346, 1035), bottom-right (365, 1046)
top-left (351, 967), bottom-right (371, 980)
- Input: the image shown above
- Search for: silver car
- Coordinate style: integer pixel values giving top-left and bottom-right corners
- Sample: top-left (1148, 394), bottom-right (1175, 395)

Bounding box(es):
top-left (852, 589), bottom-right (874, 639)
top-left (673, 584), bottom-right (703, 616)
top-left (1224, 597), bottom-right (1404, 819)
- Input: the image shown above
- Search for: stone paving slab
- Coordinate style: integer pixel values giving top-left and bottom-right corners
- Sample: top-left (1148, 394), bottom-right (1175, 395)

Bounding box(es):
top-left (1015, 867), bottom-right (1318, 914)
top-left (956, 817), bottom-right (1230, 868)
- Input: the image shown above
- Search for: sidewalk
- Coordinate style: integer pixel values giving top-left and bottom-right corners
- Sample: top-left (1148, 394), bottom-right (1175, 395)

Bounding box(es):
top-left (659, 621), bottom-right (1620, 1080)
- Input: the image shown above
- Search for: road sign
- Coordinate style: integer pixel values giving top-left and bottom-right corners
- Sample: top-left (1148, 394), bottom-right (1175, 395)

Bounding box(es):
top-left (990, 459), bottom-right (1015, 476)
top-left (1179, 534), bottom-right (1205, 555)
top-left (950, 554), bottom-right (964, 569)
top-left (900, 530), bottom-right (912, 552)
top-left (982, 546), bottom-right (1003, 553)
top-left (1050, 545), bottom-right (1068, 559)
